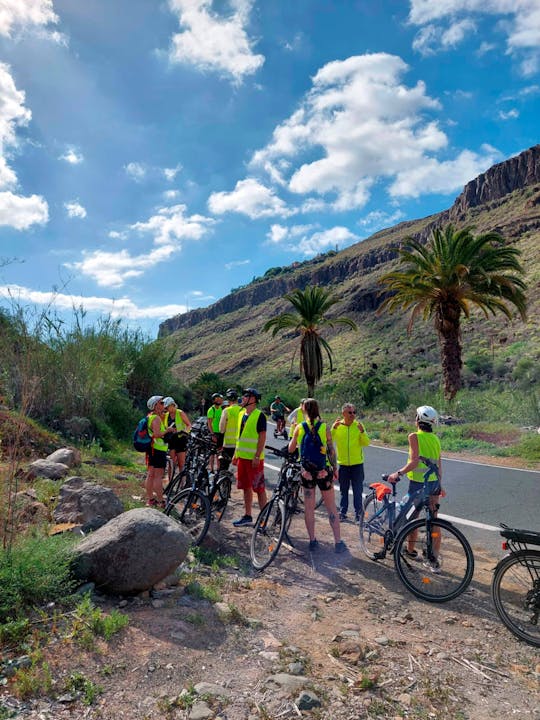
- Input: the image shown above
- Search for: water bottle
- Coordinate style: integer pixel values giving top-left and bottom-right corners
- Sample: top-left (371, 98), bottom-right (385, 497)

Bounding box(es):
top-left (397, 493), bottom-right (410, 514)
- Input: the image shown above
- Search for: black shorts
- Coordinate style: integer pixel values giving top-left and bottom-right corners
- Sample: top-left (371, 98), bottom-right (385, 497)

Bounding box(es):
top-left (212, 432), bottom-right (224, 448)
top-left (167, 434), bottom-right (188, 452)
top-left (147, 448), bottom-right (167, 469)
top-left (300, 469), bottom-right (333, 492)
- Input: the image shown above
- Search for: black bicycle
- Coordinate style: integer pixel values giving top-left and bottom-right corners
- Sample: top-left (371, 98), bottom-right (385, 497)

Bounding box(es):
top-left (492, 525), bottom-right (540, 647)
top-left (359, 458), bottom-right (474, 603)
top-left (250, 446), bottom-right (302, 570)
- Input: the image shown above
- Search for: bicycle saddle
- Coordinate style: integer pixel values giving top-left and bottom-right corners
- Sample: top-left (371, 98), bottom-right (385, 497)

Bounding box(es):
top-left (369, 482), bottom-right (392, 501)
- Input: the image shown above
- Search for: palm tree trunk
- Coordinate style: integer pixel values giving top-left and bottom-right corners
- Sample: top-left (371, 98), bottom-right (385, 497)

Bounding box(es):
top-left (437, 323), bottom-right (462, 401)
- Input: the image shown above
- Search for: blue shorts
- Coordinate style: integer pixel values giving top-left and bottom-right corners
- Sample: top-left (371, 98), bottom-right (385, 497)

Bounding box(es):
top-left (408, 480), bottom-right (441, 498)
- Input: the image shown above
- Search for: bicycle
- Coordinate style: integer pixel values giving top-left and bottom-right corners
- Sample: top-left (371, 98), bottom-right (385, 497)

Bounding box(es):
top-left (250, 445), bottom-right (302, 570)
top-left (359, 457), bottom-right (474, 603)
top-left (272, 413), bottom-right (288, 440)
top-left (491, 524), bottom-right (540, 647)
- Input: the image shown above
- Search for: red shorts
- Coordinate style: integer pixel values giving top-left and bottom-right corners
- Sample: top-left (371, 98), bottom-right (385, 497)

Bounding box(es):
top-left (237, 458), bottom-right (265, 492)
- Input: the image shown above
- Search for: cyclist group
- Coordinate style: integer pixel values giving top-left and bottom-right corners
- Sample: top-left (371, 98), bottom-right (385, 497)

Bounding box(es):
top-left (143, 387), bottom-right (443, 567)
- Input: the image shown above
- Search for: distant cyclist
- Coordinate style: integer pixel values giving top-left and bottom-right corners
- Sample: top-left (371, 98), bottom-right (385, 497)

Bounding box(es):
top-left (270, 395), bottom-right (290, 438)
top-left (207, 392), bottom-right (224, 471)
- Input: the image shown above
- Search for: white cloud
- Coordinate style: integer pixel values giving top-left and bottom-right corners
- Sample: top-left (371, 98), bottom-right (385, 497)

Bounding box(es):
top-left (125, 162), bottom-right (147, 182)
top-left (0, 0), bottom-right (58, 37)
top-left (167, 0), bottom-right (264, 83)
top-left (224, 259), bottom-right (250, 270)
top-left (163, 189), bottom-right (180, 200)
top-left (357, 209), bottom-right (406, 232)
top-left (163, 164), bottom-right (182, 181)
top-left (59, 147), bottom-right (84, 164)
top-left (64, 200), bottom-right (87, 219)
top-left (498, 108), bottom-right (520, 119)
top-left (70, 204), bottom-right (214, 287)
top-left (266, 223), bottom-right (357, 256)
top-left (208, 178), bottom-right (292, 219)
top-left (0, 284), bottom-right (188, 320)
top-left (408, 1), bottom-right (540, 73)
top-left (249, 53), bottom-right (495, 208)
top-left (0, 191), bottom-right (48, 228)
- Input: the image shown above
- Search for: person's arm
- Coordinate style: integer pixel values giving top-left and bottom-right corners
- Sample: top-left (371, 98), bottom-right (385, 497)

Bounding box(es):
top-left (388, 433), bottom-right (418, 482)
top-left (326, 426), bottom-right (338, 476)
top-left (253, 430), bottom-right (266, 466)
top-left (180, 410), bottom-right (191, 432)
top-left (287, 408), bottom-right (298, 424)
top-left (206, 408), bottom-right (213, 433)
top-left (150, 416), bottom-right (167, 439)
top-left (218, 408), bottom-right (227, 433)
top-left (288, 425), bottom-right (300, 453)
top-left (357, 421), bottom-right (370, 447)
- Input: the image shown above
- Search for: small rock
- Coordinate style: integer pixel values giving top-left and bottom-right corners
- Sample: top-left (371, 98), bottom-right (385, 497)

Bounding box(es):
top-left (296, 690), bottom-right (321, 710)
top-left (266, 673), bottom-right (308, 693)
top-left (397, 693), bottom-right (412, 706)
top-left (189, 701), bottom-right (213, 720)
top-left (259, 651), bottom-right (280, 662)
top-left (374, 635), bottom-right (389, 646)
top-left (288, 662), bottom-right (304, 675)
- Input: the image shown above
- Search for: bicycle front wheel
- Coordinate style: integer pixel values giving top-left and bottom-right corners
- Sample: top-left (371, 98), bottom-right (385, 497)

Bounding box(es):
top-left (164, 469), bottom-right (188, 498)
top-left (359, 491), bottom-right (391, 560)
top-left (250, 497), bottom-right (286, 571)
top-left (394, 518), bottom-right (474, 603)
top-left (211, 472), bottom-right (233, 522)
top-left (492, 549), bottom-right (540, 647)
top-left (165, 488), bottom-right (211, 546)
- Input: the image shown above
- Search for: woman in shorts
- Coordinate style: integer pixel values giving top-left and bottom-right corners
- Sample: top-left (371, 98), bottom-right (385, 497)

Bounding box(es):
top-left (145, 395), bottom-right (168, 507)
top-left (288, 398), bottom-right (346, 553)
top-left (163, 397), bottom-right (191, 475)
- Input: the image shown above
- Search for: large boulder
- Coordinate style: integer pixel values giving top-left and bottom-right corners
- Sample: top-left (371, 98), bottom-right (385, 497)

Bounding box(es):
top-left (72, 508), bottom-right (190, 594)
top-left (27, 458), bottom-right (70, 480)
top-left (53, 477), bottom-right (123, 529)
top-left (46, 447), bottom-right (82, 468)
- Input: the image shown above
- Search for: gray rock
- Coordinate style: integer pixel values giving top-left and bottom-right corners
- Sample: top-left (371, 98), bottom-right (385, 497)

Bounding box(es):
top-left (189, 701), bottom-right (213, 720)
top-left (53, 477), bottom-right (124, 527)
top-left (72, 508), bottom-right (190, 594)
top-left (266, 673), bottom-right (308, 692)
top-left (194, 682), bottom-right (231, 698)
top-left (296, 691), bottom-right (321, 710)
top-left (27, 459), bottom-right (70, 480)
top-left (46, 447), bottom-right (81, 467)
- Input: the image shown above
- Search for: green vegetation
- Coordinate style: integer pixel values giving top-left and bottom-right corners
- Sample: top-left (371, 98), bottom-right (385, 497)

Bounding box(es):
top-left (65, 672), bottom-right (103, 706)
top-left (70, 594), bottom-right (129, 648)
top-left (263, 285), bottom-right (358, 395)
top-left (378, 224), bottom-right (527, 400)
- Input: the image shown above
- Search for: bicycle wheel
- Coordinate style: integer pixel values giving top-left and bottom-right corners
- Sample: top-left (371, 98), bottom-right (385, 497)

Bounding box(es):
top-left (359, 491), bottom-right (391, 560)
top-left (165, 488), bottom-right (211, 546)
top-left (211, 472), bottom-right (233, 522)
top-left (491, 549), bottom-right (540, 647)
top-left (250, 497), bottom-right (286, 571)
top-left (394, 518), bottom-right (474, 603)
top-left (284, 483), bottom-right (300, 535)
top-left (164, 469), bottom-right (188, 498)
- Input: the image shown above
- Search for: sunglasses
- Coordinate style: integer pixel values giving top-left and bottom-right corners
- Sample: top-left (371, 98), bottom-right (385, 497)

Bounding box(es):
top-left (345, 410), bottom-right (356, 414)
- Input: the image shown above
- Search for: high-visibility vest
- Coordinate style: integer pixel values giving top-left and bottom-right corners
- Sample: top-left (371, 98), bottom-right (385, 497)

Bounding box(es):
top-left (331, 422), bottom-right (370, 466)
top-left (223, 404), bottom-right (242, 447)
top-left (236, 408), bottom-right (265, 460)
top-left (165, 409), bottom-right (188, 434)
top-left (148, 413), bottom-right (167, 451)
top-left (408, 430), bottom-right (441, 482)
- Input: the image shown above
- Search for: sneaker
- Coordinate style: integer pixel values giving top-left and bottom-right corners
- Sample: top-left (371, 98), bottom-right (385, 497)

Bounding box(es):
top-left (308, 539), bottom-right (319, 551)
top-left (339, 513), bottom-right (347, 522)
top-left (403, 548), bottom-right (419, 559)
top-left (355, 514), bottom-right (361, 523)
top-left (335, 540), bottom-right (347, 554)
top-left (232, 514), bottom-right (253, 527)
top-left (423, 559), bottom-right (441, 574)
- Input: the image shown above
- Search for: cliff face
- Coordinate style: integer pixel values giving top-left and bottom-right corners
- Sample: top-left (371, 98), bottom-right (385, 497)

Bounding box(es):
top-left (159, 144), bottom-right (540, 337)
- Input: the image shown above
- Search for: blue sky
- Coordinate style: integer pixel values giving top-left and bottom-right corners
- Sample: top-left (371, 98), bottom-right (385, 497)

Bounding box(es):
top-left (0, 0), bottom-right (538, 336)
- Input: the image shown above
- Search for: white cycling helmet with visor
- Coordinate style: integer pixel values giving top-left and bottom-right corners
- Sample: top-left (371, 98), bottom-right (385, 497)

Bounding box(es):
top-left (416, 405), bottom-right (438, 425)
top-left (147, 395), bottom-right (164, 411)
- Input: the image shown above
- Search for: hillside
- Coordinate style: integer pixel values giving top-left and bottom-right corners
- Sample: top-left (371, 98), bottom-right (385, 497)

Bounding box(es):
top-left (159, 145), bottom-right (540, 407)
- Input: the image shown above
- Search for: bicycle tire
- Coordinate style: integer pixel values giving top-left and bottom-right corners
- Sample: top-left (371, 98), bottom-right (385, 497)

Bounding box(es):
top-left (250, 497), bottom-right (286, 571)
top-left (359, 491), bottom-right (391, 560)
top-left (164, 469), bottom-right (188, 498)
top-left (491, 549), bottom-right (540, 647)
top-left (165, 488), bottom-right (211, 546)
top-left (211, 472), bottom-right (233, 522)
top-left (394, 518), bottom-right (474, 603)
top-left (283, 483), bottom-right (300, 535)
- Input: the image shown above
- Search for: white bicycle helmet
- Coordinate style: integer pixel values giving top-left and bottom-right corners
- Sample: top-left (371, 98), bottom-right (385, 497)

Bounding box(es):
top-left (162, 396), bottom-right (176, 407)
top-left (147, 395), bottom-right (164, 411)
top-left (416, 405), bottom-right (438, 425)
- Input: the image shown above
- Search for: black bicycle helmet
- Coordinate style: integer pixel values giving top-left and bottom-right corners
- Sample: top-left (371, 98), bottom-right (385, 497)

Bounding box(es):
top-left (226, 388), bottom-right (238, 399)
top-left (243, 387), bottom-right (261, 401)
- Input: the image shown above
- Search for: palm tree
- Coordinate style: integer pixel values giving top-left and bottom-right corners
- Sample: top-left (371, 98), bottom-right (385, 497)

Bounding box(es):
top-left (378, 224), bottom-right (527, 400)
top-left (263, 285), bottom-right (357, 396)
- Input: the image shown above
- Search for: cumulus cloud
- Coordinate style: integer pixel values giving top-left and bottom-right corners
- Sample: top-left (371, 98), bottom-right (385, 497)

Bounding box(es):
top-left (64, 200), bottom-right (87, 219)
top-left (59, 147), bottom-right (84, 164)
top-left (70, 204), bottom-right (214, 287)
top-left (408, 0), bottom-right (540, 73)
top-left (498, 108), bottom-right (520, 119)
top-left (0, 64), bottom-right (48, 228)
top-left (167, 0), bottom-right (264, 83)
top-left (208, 178), bottom-right (292, 219)
top-left (0, 0), bottom-right (58, 37)
top-left (249, 53), bottom-right (497, 209)
top-left (266, 223), bottom-right (358, 256)
top-left (224, 259), bottom-right (250, 270)
top-left (0, 284), bottom-right (188, 320)
top-left (125, 162), bottom-right (147, 182)
top-left (163, 164), bottom-right (182, 181)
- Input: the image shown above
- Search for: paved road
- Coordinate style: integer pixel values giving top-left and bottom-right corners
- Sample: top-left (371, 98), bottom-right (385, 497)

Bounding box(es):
top-left (264, 430), bottom-right (539, 556)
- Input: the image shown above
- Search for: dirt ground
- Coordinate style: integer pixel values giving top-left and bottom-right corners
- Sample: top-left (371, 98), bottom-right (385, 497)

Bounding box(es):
top-left (2, 487), bottom-right (539, 720)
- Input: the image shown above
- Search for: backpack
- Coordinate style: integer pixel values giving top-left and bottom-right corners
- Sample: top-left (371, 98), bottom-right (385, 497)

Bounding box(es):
top-left (300, 421), bottom-right (327, 472)
top-left (133, 415), bottom-right (152, 452)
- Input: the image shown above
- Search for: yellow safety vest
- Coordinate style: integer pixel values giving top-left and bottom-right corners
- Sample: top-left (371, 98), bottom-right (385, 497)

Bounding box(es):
top-left (331, 422), bottom-right (370, 466)
top-left (165, 409), bottom-right (188, 434)
top-left (408, 430), bottom-right (441, 482)
top-left (148, 413), bottom-right (168, 452)
top-left (236, 408), bottom-right (265, 460)
top-left (223, 404), bottom-right (242, 447)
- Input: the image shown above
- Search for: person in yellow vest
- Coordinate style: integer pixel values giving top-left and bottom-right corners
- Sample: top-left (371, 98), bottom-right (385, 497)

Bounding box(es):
top-left (218, 388), bottom-right (242, 467)
top-left (331, 403), bottom-right (370, 522)
top-left (207, 392), bottom-right (224, 471)
top-left (388, 405), bottom-right (443, 572)
top-left (288, 398), bottom-right (346, 553)
top-left (232, 387), bottom-right (268, 527)
top-left (145, 395), bottom-right (168, 507)
top-left (163, 397), bottom-right (192, 475)
top-left (287, 399), bottom-right (305, 436)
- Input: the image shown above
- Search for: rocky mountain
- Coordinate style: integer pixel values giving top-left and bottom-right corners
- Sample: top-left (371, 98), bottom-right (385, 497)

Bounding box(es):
top-left (158, 145), bottom-right (540, 396)
top-left (159, 144), bottom-right (540, 337)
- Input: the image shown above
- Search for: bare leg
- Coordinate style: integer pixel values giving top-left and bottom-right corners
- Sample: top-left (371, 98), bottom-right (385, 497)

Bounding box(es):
top-left (303, 487), bottom-right (316, 541)
top-left (321, 487), bottom-right (341, 543)
top-left (243, 487), bottom-right (253, 517)
top-left (256, 488), bottom-right (268, 511)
